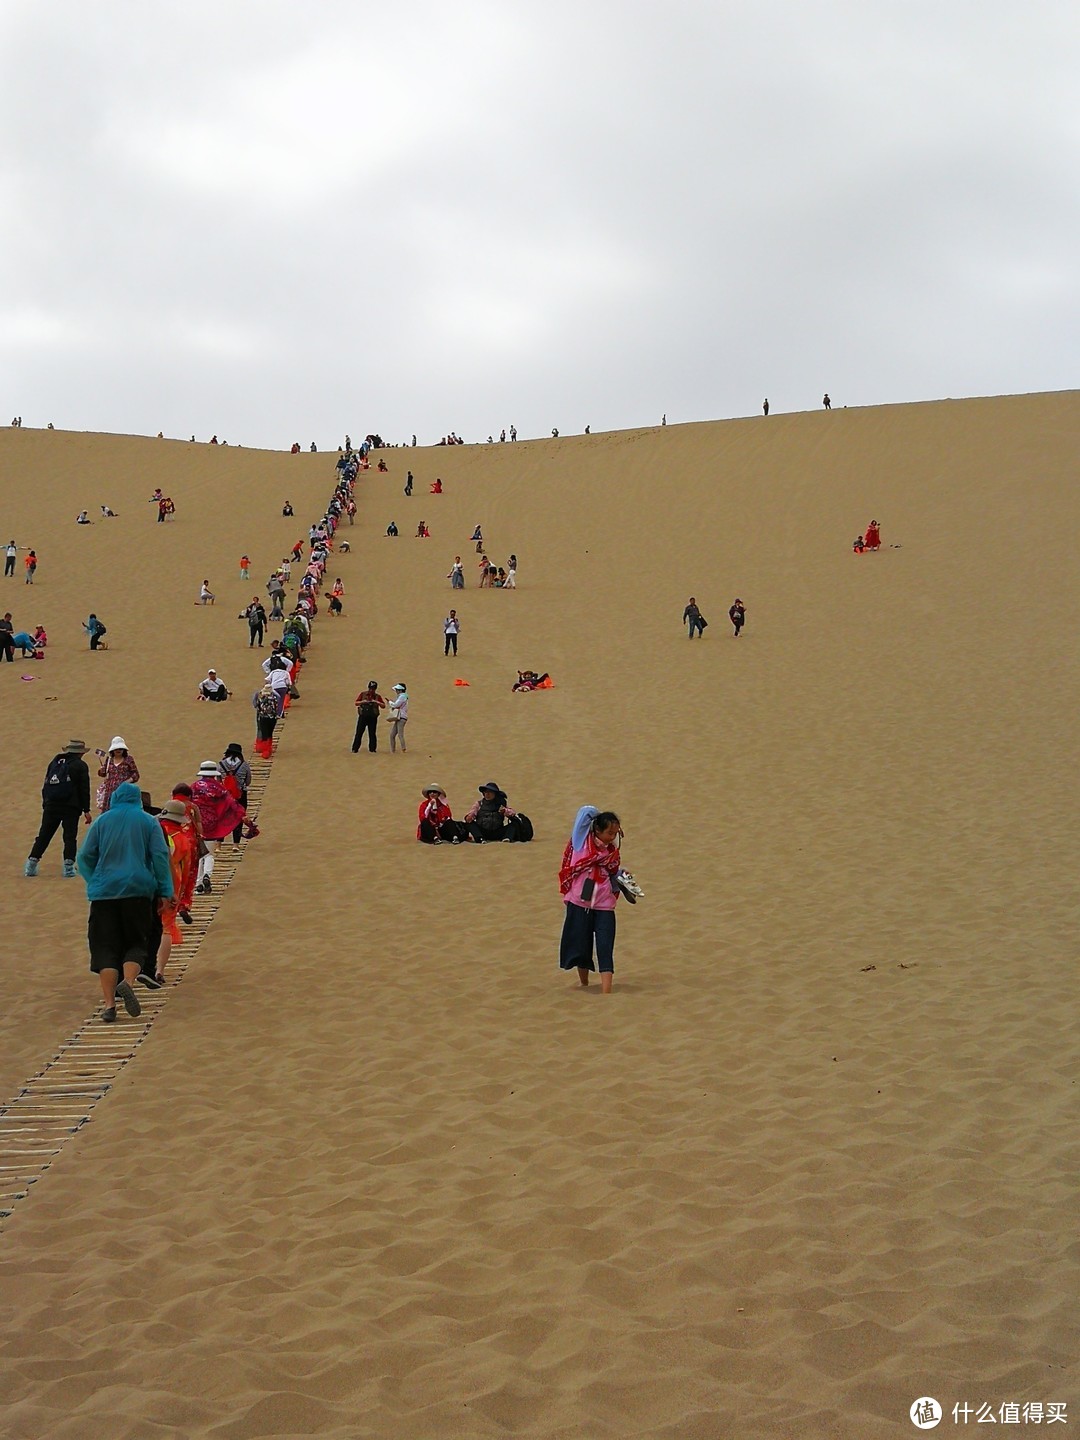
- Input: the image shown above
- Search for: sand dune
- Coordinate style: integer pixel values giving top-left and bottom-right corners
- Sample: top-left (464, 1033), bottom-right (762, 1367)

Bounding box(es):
top-left (0, 393), bottom-right (1077, 1438)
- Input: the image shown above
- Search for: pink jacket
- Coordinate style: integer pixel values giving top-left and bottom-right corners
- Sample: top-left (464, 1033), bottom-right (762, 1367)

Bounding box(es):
top-left (191, 777), bottom-right (246, 840)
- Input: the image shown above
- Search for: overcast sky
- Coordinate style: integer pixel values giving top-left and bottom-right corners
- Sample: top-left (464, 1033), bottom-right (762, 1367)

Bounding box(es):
top-left (1, 1), bottom-right (1077, 448)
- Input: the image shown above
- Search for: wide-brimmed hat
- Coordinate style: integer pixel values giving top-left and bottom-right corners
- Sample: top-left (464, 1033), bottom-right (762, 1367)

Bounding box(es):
top-left (62, 739), bottom-right (88, 755)
top-left (197, 760), bottom-right (221, 776)
top-left (422, 784), bottom-right (446, 798)
top-left (108, 735), bottom-right (128, 752)
top-left (157, 799), bottom-right (189, 822)
top-left (479, 780), bottom-right (504, 795)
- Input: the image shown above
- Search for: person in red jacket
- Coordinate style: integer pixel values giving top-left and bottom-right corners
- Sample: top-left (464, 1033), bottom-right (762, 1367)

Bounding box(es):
top-left (148, 798), bottom-right (198, 984)
top-left (191, 760), bottom-right (246, 894)
top-left (417, 785), bottom-right (458, 843)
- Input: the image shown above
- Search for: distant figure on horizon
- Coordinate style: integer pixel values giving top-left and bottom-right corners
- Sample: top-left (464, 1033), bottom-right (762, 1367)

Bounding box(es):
top-left (585, 425), bottom-right (590, 434)
top-left (551, 428), bottom-right (559, 438)
top-left (310, 441), bottom-right (317, 452)
top-left (823, 393), bottom-right (831, 410)
top-left (729, 599), bottom-right (746, 637)
top-left (683, 597), bottom-right (706, 639)
top-left (763, 398), bottom-right (769, 416)
top-left (661, 414), bottom-right (666, 426)
top-left (510, 425), bottom-right (517, 441)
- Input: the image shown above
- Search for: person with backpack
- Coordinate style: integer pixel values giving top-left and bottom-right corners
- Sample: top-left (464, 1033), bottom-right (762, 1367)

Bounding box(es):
top-left (252, 683), bottom-right (279, 757)
top-left (84, 613), bottom-right (107, 650)
top-left (464, 782), bottom-right (529, 843)
top-left (352, 680), bottom-right (386, 753)
top-left (190, 760), bottom-right (247, 894)
top-left (25, 739), bottom-right (93, 877)
top-left (219, 743), bottom-right (252, 846)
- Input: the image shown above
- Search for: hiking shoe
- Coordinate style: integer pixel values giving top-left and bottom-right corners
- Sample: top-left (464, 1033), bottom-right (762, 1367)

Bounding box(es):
top-left (62, 860), bottom-right (77, 878)
top-left (24, 857), bottom-right (39, 877)
top-left (115, 981), bottom-right (141, 1017)
top-left (136, 973), bottom-right (163, 990)
top-left (102, 1006), bottom-right (117, 1024)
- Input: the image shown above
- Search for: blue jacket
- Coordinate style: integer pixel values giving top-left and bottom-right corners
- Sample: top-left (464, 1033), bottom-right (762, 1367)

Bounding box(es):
top-left (77, 782), bottom-right (174, 901)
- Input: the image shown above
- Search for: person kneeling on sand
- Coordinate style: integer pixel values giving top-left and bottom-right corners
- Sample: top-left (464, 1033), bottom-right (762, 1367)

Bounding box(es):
top-left (198, 580), bottom-right (215, 606)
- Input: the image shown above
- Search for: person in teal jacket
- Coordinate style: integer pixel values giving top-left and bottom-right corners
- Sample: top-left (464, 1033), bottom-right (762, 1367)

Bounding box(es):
top-left (77, 782), bottom-right (173, 1023)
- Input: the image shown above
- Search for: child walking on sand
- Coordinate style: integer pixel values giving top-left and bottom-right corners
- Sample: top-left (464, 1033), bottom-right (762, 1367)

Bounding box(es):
top-left (558, 806), bottom-right (625, 994)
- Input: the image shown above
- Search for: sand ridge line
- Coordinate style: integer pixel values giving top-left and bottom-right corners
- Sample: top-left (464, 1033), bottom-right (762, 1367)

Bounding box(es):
top-left (0, 722), bottom-right (287, 1232)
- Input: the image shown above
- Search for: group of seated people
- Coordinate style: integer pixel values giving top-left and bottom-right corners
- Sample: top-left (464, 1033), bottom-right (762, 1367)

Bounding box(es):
top-left (417, 781), bottom-right (534, 845)
top-left (512, 670), bottom-right (552, 691)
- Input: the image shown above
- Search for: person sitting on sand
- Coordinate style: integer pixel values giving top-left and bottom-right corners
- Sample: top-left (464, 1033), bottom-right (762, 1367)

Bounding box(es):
top-left (197, 668), bottom-right (230, 702)
top-left (100, 504), bottom-right (117, 517)
top-left (464, 782), bottom-right (518, 843)
top-left (853, 535), bottom-right (865, 553)
top-left (282, 501), bottom-right (294, 516)
top-left (416, 521), bottom-right (430, 538)
top-left (32, 624), bottom-right (47, 648)
top-left (76, 510), bottom-right (92, 524)
top-left (377, 458), bottom-right (388, 472)
top-left (430, 478), bottom-right (443, 494)
top-left (513, 670), bottom-right (551, 691)
top-left (386, 521), bottom-right (399, 537)
top-left (417, 785), bottom-right (461, 844)
top-left (198, 580), bottom-right (215, 606)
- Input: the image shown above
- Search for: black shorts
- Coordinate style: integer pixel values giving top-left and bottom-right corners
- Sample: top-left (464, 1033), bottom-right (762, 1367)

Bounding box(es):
top-left (88, 896), bottom-right (154, 974)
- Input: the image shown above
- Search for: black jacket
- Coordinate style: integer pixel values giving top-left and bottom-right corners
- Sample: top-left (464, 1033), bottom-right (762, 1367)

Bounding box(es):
top-left (43, 753), bottom-right (91, 813)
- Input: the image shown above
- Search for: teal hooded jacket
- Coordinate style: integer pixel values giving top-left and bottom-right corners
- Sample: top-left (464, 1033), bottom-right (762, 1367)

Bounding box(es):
top-left (76, 782), bottom-right (174, 901)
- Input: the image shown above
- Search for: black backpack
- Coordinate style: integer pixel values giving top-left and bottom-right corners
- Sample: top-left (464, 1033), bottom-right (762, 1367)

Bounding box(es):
top-left (509, 813), bottom-right (534, 843)
top-left (42, 755), bottom-right (75, 804)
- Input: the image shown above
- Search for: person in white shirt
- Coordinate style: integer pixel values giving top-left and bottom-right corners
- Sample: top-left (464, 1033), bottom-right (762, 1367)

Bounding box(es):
top-left (198, 580), bottom-right (215, 606)
top-left (443, 611), bottom-right (460, 656)
top-left (388, 683), bottom-right (409, 753)
top-left (266, 662), bottom-right (292, 715)
top-left (197, 669), bottom-right (229, 702)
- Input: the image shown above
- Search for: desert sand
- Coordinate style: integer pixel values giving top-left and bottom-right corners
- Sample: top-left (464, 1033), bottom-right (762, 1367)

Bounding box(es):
top-left (0, 392), bottom-right (1076, 1438)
